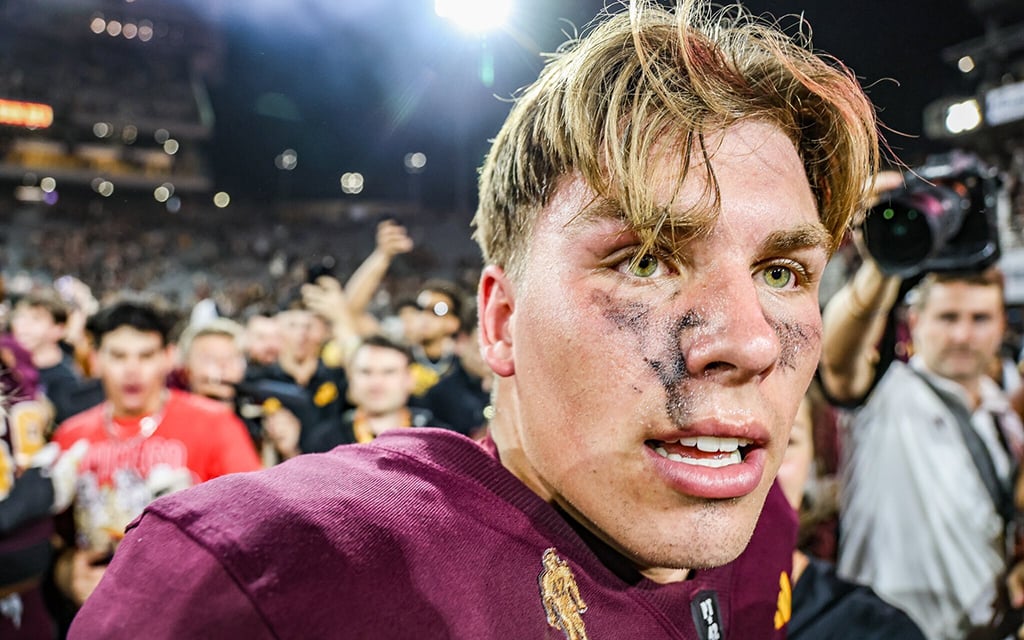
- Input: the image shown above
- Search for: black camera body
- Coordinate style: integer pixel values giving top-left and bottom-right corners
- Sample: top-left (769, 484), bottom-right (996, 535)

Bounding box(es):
top-left (862, 151), bottom-right (1001, 278)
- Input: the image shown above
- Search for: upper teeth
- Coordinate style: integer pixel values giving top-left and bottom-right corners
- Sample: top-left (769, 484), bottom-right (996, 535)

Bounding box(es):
top-left (675, 436), bottom-right (752, 452)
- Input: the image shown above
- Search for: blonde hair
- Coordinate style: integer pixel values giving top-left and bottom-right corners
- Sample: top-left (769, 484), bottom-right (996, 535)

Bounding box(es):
top-left (178, 318), bottom-right (245, 360)
top-left (473, 0), bottom-right (880, 278)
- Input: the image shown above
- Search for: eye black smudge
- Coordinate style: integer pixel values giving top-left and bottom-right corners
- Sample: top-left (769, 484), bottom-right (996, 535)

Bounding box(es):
top-left (593, 290), bottom-right (653, 337)
top-left (590, 289), bottom-right (704, 417)
top-left (769, 319), bottom-right (821, 370)
top-left (647, 310), bottom-right (703, 422)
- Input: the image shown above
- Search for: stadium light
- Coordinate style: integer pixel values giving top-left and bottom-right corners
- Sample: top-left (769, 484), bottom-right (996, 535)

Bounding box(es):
top-left (434, 0), bottom-right (511, 34)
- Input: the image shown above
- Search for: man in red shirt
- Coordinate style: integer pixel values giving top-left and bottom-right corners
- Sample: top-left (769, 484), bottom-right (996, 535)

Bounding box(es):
top-left (50, 299), bottom-right (261, 612)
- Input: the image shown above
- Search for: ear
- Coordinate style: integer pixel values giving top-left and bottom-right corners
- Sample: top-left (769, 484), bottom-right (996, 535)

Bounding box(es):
top-left (478, 265), bottom-right (515, 377)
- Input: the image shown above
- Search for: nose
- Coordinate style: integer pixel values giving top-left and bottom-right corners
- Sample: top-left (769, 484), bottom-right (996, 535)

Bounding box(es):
top-left (681, 276), bottom-right (782, 383)
top-left (949, 318), bottom-right (973, 344)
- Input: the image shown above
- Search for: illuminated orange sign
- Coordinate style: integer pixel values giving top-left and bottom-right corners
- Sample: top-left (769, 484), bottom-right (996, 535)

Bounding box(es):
top-left (0, 99), bottom-right (54, 129)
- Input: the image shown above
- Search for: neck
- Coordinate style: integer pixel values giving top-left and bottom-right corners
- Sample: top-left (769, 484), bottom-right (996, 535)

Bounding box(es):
top-left (113, 389), bottom-right (169, 420)
top-left (421, 337), bottom-right (452, 361)
top-left (32, 344), bottom-right (64, 369)
top-left (281, 352), bottom-right (318, 385)
top-left (361, 408), bottom-right (409, 435)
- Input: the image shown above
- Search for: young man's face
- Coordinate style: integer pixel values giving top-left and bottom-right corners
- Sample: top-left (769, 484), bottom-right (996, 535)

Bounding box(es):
top-left (276, 310), bottom-right (321, 360)
top-left (245, 316), bottom-right (281, 366)
top-left (348, 344), bottom-right (413, 416)
top-left (95, 326), bottom-right (173, 417)
top-left (480, 121), bottom-right (828, 575)
top-left (417, 290), bottom-right (458, 343)
top-left (910, 280), bottom-right (1004, 386)
top-left (186, 334), bottom-right (247, 402)
top-left (11, 304), bottom-right (62, 353)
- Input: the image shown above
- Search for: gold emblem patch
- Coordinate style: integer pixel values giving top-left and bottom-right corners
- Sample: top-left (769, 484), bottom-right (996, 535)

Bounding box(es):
top-left (774, 570), bottom-right (792, 630)
top-left (313, 381), bottom-right (339, 407)
top-left (539, 548), bottom-right (589, 640)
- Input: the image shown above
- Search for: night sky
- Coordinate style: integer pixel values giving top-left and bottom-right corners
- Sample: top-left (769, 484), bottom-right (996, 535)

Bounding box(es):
top-left (193, 0), bottom-right (993, 213)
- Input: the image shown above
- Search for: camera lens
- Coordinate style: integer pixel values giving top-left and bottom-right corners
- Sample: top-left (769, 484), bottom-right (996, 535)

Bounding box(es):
top-left (863, 186), bottom-right (967, 277)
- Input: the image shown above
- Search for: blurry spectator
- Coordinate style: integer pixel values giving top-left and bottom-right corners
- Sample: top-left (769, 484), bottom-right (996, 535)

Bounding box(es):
top-left (409, 279), bottom-right (464, 397)
top-left (417, 301), bottom-right (492, 438)
top-left (242, 312), bottom-right (281, 370)
top-left (342, 219), bottom-right (414, 331)
top-left (821, 257), bottom-right (1024, 639)
top-left (391, 297), bottom-right (424, 345)
top-left (49, 299), bottom-right (261, 617)
top-left (177, 318), bottom-right (248, 406)
top-left (779, 382), bottom-right (926, 639)
top-left (246, 305), bottom-right (350, 457)
top-left (300, 275), bottom-right (360, 368)
top-left (302, 335), bottom-right (442, 453)
top-left (9, 289), bottom-right (84, 423)
top-left (0, 333), bottom-right (84, 639)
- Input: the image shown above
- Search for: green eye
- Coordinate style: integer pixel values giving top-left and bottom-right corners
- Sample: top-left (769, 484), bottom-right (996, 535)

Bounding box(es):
top-left (628, 253), bottom-right (660, 278)
top-left (764, 265), bottom-right (793, 288)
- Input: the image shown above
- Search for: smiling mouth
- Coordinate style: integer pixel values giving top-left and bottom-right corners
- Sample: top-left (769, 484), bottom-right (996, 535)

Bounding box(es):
top-left (646, 436), bottom-right (754, 468)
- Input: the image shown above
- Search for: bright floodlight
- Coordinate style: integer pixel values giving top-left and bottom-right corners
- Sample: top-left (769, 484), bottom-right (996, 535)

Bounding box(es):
top-left (435, 0), bottom-right (511, 33)
top-left (944, 99), bottom-right (982, 134)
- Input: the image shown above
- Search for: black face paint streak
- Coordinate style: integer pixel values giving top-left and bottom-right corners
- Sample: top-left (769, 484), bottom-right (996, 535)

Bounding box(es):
top-left (594, 291), bottom-right (653, 337)
top-left (648, 311), bottom-right (704, 423)
top-left (769, 318), bottom-right (820, 370)
top-left (590, 289), bottom-right (704, 417)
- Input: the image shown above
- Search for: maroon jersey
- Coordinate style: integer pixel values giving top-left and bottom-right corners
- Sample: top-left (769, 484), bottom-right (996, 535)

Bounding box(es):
top-left (71, 429), bottom-right (795, 639)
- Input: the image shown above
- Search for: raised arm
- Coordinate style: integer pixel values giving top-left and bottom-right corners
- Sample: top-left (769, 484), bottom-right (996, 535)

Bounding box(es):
top-left (820, 258), bottom-right (901, 404)
top-left (819, 171), bottom-right (905, 405)
top-left (344, 219), bottom-right (414, 317)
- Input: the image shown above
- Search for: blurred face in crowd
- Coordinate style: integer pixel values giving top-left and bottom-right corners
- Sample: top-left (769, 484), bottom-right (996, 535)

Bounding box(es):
top-left (397, 305), bottom-right (425, 346)
top-left (276, 310), bottom-right (322, 361)
top-left (348, 344), bottom-right (414, 417)
top-left (909, 280), bottom-right (1004, 388)
top-left (480, 122), bottom-right (829, 576)
top-left (245, 315), bottom-right (281, 366)
top-left (11, 303), bottom-right (63, 353)
top-left (186, 333), bottom-right (247, 403)
top-left (94, 326), bottom-right (174, 417)
top-left (457, 326), bottom-right (489, 381)
top-left (417, 290), bottom-right (459, 343)
top-left (777, 396), bottom-right (815, 511)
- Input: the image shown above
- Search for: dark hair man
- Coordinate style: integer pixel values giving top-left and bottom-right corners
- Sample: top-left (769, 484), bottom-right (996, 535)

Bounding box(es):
top-left (49, 299), bottom-right (261, 612)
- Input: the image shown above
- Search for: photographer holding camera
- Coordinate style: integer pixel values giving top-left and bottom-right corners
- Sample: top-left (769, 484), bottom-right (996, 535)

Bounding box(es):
top-left (821, 163), bottom-right (1024, 640)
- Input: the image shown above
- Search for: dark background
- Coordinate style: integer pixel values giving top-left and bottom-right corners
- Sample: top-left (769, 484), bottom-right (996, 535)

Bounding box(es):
top-left (197, 0), bottom-right (995, 212)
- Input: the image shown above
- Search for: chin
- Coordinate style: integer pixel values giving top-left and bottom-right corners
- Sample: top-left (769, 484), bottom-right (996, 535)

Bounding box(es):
top-left (629, 497), bottom-right (763, 572)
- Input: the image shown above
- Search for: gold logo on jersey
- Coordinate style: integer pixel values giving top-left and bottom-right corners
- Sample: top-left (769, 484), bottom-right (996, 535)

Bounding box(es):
top-left (539, 548), bottom-right (589, 640)
top-left (313, 381), bottom-right (338, 407)
top-left (774, 570), bottom-right (792, 630)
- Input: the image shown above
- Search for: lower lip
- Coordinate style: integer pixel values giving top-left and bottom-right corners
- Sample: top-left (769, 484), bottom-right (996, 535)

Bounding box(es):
top-left (644, 444), bottom-right (766, 500)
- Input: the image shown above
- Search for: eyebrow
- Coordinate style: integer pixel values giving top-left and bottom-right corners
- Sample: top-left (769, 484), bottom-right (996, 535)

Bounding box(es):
top-left (576, 196), bottom-right (832, 257)
top-left (759, 223), bottom-right (831, 256)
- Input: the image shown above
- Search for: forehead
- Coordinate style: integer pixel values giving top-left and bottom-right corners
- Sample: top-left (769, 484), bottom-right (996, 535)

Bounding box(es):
top-left (99, 326), bottom-right (164, 351)
top-left (539, 122), bottom-right (823, 253)
top-left (921, 281), bottom-right (1003, 312)
top-left (352, 345), bottom-right (408, 369)
top-left (248, 316), bottom-right (278, 331)
top-left (190, 333), bottom-right (239, 354)
top-left (278, 310), bottom-right (313, 325)
top-left (417, 290), bottom-right (453, 307)
top-left (13, 304), bottom-right (52, 318)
